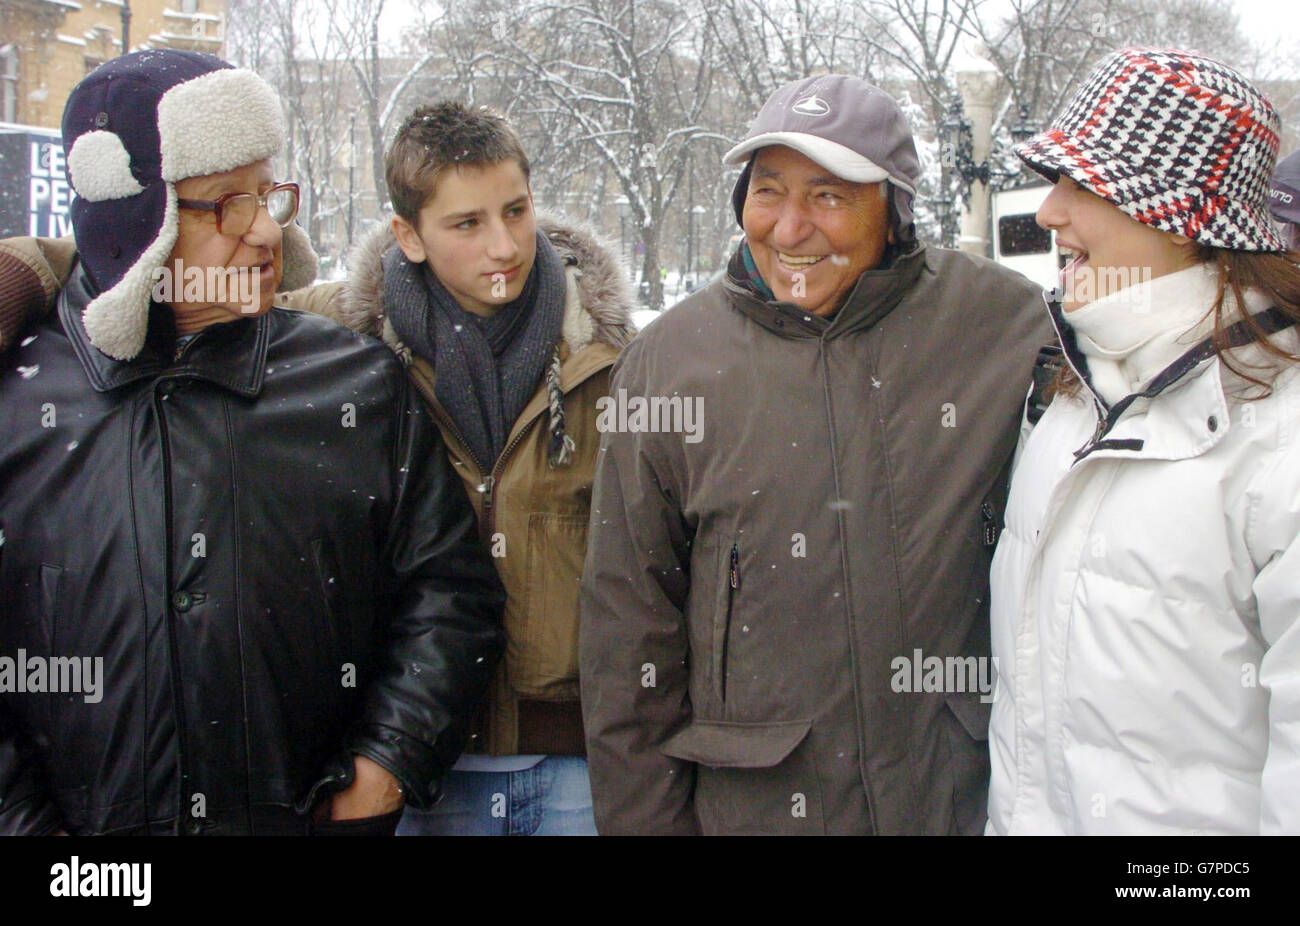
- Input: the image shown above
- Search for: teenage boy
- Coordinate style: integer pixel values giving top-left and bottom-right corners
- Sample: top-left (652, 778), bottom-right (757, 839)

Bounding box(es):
top-left (285, 103), bottom-right (635, 835)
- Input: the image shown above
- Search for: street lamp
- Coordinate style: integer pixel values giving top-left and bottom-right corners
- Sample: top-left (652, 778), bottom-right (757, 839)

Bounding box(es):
top-left (688, 204), bottom-right (706, 288)
top-left (615, 195), bottom-right (630, 268)
top-left (346, 113), bottom-right (356, 251)
top-left (931, 194), bottom-right (957, 249)
top-left (941, 96), bottom-right (1040, 199)
top-left (940, 94), bottom-right (987, 200)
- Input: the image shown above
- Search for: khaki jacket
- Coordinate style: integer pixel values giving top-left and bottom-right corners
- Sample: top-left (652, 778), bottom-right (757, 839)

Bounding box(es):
top-left (283, 216), bottom-right (633, 755)
top-left (579, 245), bottom-right (1052, 834)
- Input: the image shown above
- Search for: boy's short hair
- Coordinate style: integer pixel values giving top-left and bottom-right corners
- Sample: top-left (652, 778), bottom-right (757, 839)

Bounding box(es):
top-left (386, 102), bottom-right (531, 223)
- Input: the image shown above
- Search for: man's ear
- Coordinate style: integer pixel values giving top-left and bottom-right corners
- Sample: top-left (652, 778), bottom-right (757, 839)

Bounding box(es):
top-left (391, 215), bottom-right (428, 263)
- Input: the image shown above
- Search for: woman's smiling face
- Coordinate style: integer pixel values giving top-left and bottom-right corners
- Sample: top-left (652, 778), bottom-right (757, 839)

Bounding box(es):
top-left (1036, 176), bottom-right (1196, 312)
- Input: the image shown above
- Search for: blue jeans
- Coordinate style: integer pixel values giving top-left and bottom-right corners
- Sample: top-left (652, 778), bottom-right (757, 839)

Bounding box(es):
top-left (396, 756), bottom-right (597, 836)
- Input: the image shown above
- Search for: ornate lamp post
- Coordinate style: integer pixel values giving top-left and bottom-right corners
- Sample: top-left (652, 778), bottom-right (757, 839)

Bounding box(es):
top-left (687, 203), bottom-right (705, 289)
top-left (615, 195), bottom-right (630, 268)
top-left (937, 95), bottom-right (1038, 250)
top-left (942, 98), bottom-right (1039, 199)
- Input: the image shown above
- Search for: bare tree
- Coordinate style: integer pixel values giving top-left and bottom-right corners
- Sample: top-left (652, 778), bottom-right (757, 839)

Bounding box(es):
top-left (497, 0), bottom-right (731, 310)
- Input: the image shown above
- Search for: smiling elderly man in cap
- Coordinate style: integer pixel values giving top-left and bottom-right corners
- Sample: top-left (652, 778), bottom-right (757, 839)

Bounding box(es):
top-left (579, 75), bottom-right (1051, 835)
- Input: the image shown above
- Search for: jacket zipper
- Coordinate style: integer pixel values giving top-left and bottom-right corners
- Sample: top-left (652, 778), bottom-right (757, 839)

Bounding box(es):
top-left (424, 394), bottom-right (543, 541)
top-left (410, 346), bottom-right (613, 539)
top-left (1041, 295), bottom-right (1112, 457)
top-left (718, 544), bottom-right (739, 703)
top-left (480, 423), bottom-right (538, 538)
top-left (817, 340), bottom-right (879, 835)
top-left (152, 383), bottom-right (195, 834)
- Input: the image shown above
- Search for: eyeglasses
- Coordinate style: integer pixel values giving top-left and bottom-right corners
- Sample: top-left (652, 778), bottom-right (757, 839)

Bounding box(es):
top-left (177, 182), bottom-right (300, 237)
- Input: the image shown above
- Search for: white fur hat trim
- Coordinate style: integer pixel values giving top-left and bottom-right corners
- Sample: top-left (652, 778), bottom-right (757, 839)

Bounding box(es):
top-left (157, 68), bottom-right (285, 182)
top-left (66, 130), bottom-right (147, 201)
top-left (82, 184), bottom-right (179, 360)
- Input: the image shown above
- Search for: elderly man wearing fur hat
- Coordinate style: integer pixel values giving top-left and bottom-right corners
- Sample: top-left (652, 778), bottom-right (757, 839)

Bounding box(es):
top-left (0, 49), bottom-right (504, 835)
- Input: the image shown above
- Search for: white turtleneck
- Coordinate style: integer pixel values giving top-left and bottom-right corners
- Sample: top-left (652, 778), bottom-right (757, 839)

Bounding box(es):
top-left (1063, 262), bottom-right (1271, 406)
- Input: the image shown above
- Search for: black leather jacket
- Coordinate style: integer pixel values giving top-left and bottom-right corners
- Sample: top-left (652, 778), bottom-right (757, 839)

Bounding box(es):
top-left (0, 265), bottom-right (505, 835)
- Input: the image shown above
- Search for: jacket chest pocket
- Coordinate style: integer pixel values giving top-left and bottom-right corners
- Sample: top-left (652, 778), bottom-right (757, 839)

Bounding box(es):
top-left (511, 512), bottom-right (588, 698)
top-left (711, 541), bottom-right (739, 705)
top-left (3, 561), bottom-right (66, 654)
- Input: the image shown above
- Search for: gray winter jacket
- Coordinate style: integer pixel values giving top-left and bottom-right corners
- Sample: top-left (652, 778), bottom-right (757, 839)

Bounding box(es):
top-left (579, 243), bottom-right (1051, 834)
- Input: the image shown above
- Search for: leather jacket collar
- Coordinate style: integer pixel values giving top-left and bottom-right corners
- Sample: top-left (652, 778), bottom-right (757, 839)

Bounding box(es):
top-left (59, 261), bottom-right (270, 396)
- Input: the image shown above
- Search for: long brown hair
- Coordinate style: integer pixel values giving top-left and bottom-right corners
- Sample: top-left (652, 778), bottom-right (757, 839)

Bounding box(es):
top-left (1049, 248), bottom-right (1300, 401)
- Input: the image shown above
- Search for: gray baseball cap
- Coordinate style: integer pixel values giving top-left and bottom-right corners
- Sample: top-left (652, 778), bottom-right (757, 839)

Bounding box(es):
top-left (1270, 150), bottom-right (1300, 226)
top-left (724, 74), bottom-right (921, 234)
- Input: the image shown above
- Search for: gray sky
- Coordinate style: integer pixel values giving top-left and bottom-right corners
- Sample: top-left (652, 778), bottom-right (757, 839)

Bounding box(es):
top-left (1235, 0), bottom-right (1300, 76)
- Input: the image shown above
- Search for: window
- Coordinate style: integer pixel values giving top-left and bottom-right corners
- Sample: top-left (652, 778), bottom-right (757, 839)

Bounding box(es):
top-left (997, 213), bottom-right (1052, 256)
top-left (1, 45), bottom-right (17, 124)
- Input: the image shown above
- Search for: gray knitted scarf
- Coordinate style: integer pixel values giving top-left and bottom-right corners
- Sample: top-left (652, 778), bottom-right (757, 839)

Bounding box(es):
top-left (383, 231), bottom-right (567, 470)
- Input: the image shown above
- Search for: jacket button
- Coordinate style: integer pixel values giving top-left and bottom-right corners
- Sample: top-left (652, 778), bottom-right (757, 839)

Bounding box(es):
top-left (1207, 415), bottom-right (1219, 432)
top-left (172, 590), bottom-right (193, 612)
top-left (94, 111), bottom-right (109, 128)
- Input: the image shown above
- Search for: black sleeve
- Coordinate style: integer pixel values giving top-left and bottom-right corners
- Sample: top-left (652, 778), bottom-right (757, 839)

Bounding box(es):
top-left (344, 377), bottom-right (505, 810)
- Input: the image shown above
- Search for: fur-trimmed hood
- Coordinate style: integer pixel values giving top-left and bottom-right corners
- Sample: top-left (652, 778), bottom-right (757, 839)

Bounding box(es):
top-left (323, 210), bottom-right (634, 364)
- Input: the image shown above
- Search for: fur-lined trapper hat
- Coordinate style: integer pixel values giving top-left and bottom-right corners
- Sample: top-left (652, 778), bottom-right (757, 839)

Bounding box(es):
top-left (63, 48), bottom-right (317, 360)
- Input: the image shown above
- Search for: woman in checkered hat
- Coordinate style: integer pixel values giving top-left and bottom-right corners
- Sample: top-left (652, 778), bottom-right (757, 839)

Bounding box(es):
top-left (987, 47), bottom-right (1300, 835)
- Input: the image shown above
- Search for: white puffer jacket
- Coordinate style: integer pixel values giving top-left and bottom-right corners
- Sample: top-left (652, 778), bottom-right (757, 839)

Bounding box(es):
top-left (987, 266), bottom-right (1300, 835)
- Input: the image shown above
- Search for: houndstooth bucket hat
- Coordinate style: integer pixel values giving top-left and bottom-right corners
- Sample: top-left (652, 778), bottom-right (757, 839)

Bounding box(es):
top-left (1015, 47), bottom-right (1287, 252)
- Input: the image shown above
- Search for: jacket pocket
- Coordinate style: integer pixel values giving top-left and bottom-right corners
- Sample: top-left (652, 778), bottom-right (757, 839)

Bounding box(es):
top-left (661, 718), bottom-right (823, 835)
top-left (37, 562), bottom-right (64, 653)
top-left (513, 512), bottom-right (587, 698)
top-left (711, 542), bottom-right (739, 704)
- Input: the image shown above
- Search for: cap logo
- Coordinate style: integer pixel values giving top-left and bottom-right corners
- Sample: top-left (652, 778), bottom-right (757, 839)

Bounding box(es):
top-left (792, 95), bottom-right (830, 116)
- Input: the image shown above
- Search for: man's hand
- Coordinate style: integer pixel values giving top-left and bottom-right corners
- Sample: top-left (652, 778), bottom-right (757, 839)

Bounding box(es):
top-left (327, 755), bottom-right (405, 821)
